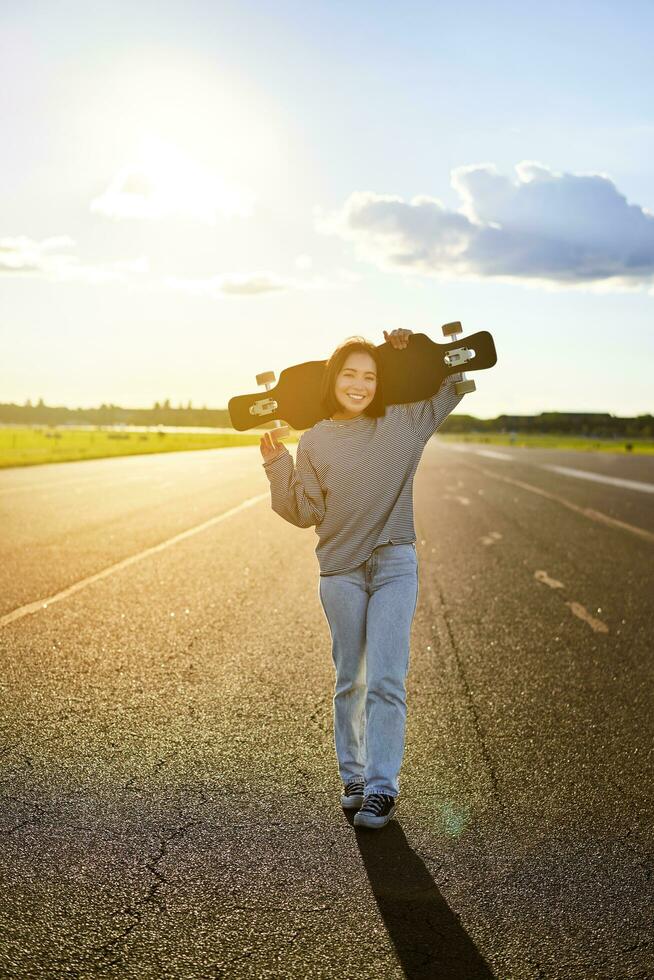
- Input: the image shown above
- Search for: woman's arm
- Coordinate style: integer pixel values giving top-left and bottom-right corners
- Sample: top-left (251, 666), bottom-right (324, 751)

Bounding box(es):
top-left (403, 372), bottom-right (464, 443)
top-left (384, 328), bottom-right (465, 443)
top-left (262, 436), bottom-right (326, 528)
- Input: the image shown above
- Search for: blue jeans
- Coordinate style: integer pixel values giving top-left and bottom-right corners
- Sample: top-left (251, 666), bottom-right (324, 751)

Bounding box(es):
top-left (318, 542), bottom-right (419, 798)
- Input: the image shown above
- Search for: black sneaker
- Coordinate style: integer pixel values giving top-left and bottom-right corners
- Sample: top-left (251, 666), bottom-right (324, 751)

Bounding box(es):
top-left (353, 792), bottom-right (397, 829)
top-left (340, 778), bottom-right (365, 810)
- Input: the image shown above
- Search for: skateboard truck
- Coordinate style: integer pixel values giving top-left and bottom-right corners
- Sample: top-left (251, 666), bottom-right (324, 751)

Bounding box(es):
top-left (253, 371), bottom-right (290, 440)
top-left (442, 322), bottom-right (476, 395)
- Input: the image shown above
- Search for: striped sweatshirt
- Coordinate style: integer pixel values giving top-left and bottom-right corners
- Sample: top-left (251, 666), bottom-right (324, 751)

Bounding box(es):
top-left (262, 374), bottom-right (463, 575)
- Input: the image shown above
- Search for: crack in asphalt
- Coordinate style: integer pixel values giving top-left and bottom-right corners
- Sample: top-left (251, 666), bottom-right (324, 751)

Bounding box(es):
top-left (1, 751), bottom-right (33, 776)
top-left (223, 904), bottom-right (332, 914)
top-left (623, 828), bottom-right (654, 881)
top-left (307, 700), bottom-right (330, 733)
top-left (90, 817), bottom-right (203, 971)
top-left (0, 740), bottom-right (23, 759)
top-left (425, 571), bottom-right (513, 831)
top-left (122, 752), bottom-right (179, 792)
top-left (1, 794), bottom-right (47, 837)
top-left (210, 924), bottom-right (309, 979)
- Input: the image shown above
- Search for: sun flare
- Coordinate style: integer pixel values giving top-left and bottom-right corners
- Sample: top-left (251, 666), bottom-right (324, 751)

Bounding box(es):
top-left (91, 136), bottom-right (255, 223)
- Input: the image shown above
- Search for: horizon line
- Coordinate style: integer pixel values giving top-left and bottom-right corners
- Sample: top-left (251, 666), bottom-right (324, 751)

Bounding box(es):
top-left (1, 400), bottom-right (652, 422)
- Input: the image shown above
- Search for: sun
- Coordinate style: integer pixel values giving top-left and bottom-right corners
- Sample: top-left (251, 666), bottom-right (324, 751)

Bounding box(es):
top-left (91, 135), bottom-right (255, 223)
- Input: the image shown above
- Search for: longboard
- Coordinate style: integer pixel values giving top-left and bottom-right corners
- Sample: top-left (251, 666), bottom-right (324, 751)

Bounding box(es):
top-left (229, 328), bottom-right (497, 432)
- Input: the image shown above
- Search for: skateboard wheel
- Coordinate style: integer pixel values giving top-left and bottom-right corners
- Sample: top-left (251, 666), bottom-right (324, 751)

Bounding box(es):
top-left (455, 379), bottom-right (476, 395)
top-left (256, 371), bottom-right (276, 386)
top-left (269, 424), bottom-right (290, 439)
top-left (442, 321), bottom-right (463, 337)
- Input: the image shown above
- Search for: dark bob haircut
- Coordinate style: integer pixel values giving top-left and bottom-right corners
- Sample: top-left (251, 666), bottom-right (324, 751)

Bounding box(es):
top-left (320, 335), bottom-right (386, 419)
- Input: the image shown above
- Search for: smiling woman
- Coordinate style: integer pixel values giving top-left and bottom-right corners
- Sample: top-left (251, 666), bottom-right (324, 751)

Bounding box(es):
top-left (320, 336), bottom-right (386, 421)
top-left (260, 327), bottom-right (465, 828)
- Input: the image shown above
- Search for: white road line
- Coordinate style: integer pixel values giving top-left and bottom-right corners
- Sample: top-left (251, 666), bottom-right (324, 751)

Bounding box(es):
top-left (0, 493), bottom-right (269, 629)
top-left (544, 465), bottom-right (654, 495)
top-left (534, 569), bottom-right (564, 590)
top-left (0, 476), bottom-right (107, 496)
top-left (0, 473), bottom-right (151, 497)
top-left (444, 494), bottom-right (470, 506)
top-left (565, 601), bottom-right (609, 634)
top-left (475, 449), bottom-right (514, 461)
top-left (437, 443), bottom-right (514, 461)
top-left (533, 570), bottom-right (609, 633)
top-left (481, 531), bottom-right (502, 546)
top-left (471, 465), bottom-right (654, 545)
top-left (440, 443), bottom-right (654, 495)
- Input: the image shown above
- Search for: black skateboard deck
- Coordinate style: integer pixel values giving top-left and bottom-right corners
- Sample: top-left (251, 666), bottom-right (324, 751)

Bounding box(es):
top-left (228, 329), bottom-right (497, 432)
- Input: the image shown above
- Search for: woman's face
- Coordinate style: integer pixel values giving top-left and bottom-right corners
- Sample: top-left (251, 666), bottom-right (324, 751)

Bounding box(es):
top-left (332, 351), bottom-right (378, 419)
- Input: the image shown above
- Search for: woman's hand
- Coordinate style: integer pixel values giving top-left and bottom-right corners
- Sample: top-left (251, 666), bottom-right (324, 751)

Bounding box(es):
top-left (259, 428), bottom-right (287, 463)
top-left (384, 328), bottom-right (413, 349)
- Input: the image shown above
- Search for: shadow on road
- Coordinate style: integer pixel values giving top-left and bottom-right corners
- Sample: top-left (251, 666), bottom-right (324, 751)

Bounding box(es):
top-left (354, 820), bottom-right (494, 979)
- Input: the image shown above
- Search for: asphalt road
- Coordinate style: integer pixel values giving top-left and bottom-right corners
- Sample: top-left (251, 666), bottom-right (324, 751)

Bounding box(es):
top-left (1, 441), bottom-right (652, 979)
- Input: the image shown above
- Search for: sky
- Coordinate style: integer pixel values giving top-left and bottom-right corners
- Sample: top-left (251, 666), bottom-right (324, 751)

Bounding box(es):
top-left (1, 0), bottom-right (653, 419)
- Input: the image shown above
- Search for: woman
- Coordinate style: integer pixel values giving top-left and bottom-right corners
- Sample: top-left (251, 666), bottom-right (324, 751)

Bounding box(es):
top-left (260, 328), bottom-right (463, 829)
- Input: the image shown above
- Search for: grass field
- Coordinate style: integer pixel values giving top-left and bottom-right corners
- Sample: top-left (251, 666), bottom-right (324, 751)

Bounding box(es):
top-left (0, 426), bottom-right (300, 469)
top-left (438, 432), bottom-right (654, 453)
top-left (1, 426), bottom-right (652, 469)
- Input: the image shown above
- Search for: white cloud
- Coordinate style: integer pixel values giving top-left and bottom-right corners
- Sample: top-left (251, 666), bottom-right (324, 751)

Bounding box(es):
top-left (90, 137), bottom-right (255, 223)
top-left (322, 161), bottom-right (654, 290)
top-left (164, 266), bottom-right (353, 296)
top-left (0, 236), bottom-right (347, 298)
top-left (0, 236), bottom-right (148, 283)
top-left (0, 236), bottom-right (76, 274)
top-left (166, 271), bottom-right (313, 296)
